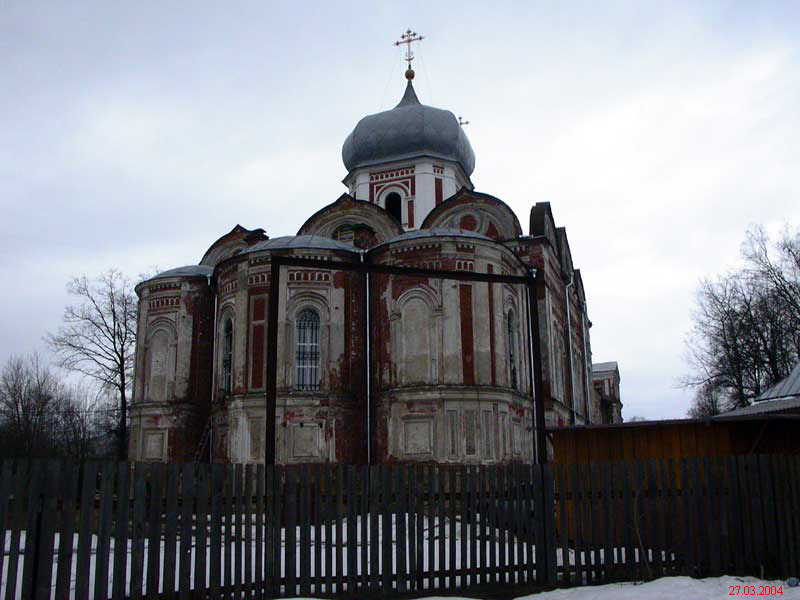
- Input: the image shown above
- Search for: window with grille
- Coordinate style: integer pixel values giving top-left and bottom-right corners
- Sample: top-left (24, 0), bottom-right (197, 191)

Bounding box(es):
top-left (222, 318), bottom-right (233, 393)
top-left (295, 308), bottom-right (321, 391)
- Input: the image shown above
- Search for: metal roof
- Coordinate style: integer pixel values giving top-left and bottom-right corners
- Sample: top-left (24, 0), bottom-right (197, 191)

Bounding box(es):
top-left (148, 265), bottom-right (214, 281)
top-left (342, 81), bottom-right (476, 176)
top-left (722, 361), bottom-right (800, 417)
top-left (246, 235), bottom-right (357, 254)
top-left (370, 228), bottom-right (493, 251)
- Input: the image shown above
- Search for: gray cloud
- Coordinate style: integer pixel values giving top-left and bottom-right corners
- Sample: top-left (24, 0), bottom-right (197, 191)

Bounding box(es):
top-left (2, 1), bottom-right (799, 419)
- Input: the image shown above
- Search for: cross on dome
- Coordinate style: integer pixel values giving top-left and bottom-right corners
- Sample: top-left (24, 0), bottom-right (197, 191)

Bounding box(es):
top-left (394, 29), bottom-right (424, 80)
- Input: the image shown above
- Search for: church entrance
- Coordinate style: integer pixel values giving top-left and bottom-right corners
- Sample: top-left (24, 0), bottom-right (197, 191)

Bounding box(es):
top-left (384, 192), bottom-right (402, 223)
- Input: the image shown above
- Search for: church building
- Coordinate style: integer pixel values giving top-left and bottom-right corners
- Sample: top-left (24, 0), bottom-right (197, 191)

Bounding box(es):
top-left (129, 51), bottom-right (622, 465)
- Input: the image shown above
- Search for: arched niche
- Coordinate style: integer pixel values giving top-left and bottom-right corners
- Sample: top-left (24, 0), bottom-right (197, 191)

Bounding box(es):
top-left (393, 286), bottom-right (442, 385)
top-left (145, 319), bottom-right (177, 403)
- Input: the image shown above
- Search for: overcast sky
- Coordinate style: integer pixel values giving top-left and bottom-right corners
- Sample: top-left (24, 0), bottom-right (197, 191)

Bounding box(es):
top-left (2, 1), bottom-right (799, 419)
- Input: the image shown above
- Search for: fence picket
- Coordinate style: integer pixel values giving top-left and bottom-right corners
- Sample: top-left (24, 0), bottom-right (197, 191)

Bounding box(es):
top-left (195, 464), bottom-right (209, 598)
top-left (73, 461), bottom-right (96, 600)
top-left (347, 465), bottom-right (358, 594)
top-left (658, 460), bottom-right (673, 576)
top-left (715, 457), bottom-right (731, 576)
top-left (759, 454), bottom-right (779, 576)
top-left (323, 465), bottom-right (333, 595)
top-left (300, 464), bottom-right (311, 597)
top-left (0, 462), bottom-right (11, 597)
top-left (738, 456), bottom-right (755, 574)
top-left (210, 464), bottom-right (223, 599)
top-left (286, 465), bottom-right (297, 596)
top-left (702, 457), bottom-right (721, 577)
top-left (379, 465), bottom-right (391, 592)
top-left (177, 463), bottom-right (194, 600)
top-left (789, 457), bottom-right (800, 576)
top-left (255, 464), bottom-right (264, 599)
top-left (397, 466), bottom-right (408, 593)
top-left (33, 461), bottom-right (58, 600)
top-left (312, 465), bottom-right (322, 596)
top-left (244, 464), bottom-right (253, 599)
top-left (162, 463), bottom-right (179, 597)
top-left (130, 462), bottom-right (148, 600)
top-left (6, 455), bottom-right (800, 599)
top-left (725, 457), bottom-right (743, 575)
top-left (19, 461), bottom-right (43, 600)
top-left (54, 461), bottom-right (78, 600)
top-left (645, 460), bottom-right (661, 578)
top-left (93, 461), bottom-right (114, 600)
top-left (361, 465), bottom-right (369, 592)
top-left (111, 462), bottom-right (131, 600)
top-left (270, 465), bottom-right (284, 598)
top-left (691, 458), bottom-right (707, 577)
top-left (600, 462), bottom-right (613, 582)
top-left (146, 464), bottom-right (164, 600)
top-left (448, 467), bottom-right (457, 588)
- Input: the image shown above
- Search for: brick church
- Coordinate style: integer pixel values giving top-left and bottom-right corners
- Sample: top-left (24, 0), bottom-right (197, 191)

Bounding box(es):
top-left (129, 59), bottom-right (622, 465)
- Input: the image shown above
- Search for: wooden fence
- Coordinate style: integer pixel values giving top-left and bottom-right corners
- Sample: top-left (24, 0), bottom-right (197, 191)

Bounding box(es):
top-left (0, 455), bottom-right (797, 599)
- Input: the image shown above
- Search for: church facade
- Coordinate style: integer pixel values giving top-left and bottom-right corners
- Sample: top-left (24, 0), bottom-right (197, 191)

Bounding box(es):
top-left (129, 69), bottom-right (622, 465)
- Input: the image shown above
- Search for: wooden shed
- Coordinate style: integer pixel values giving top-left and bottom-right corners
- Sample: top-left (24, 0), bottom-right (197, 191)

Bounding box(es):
top-left (550, 414), bottom-right (800, 464)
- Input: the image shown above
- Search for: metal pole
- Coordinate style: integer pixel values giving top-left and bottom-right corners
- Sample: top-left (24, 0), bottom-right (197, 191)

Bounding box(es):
top-left (265, 258), bottom-right (281, 465)
top-left (528, 270), bottom-right (548, 464)
top-left (361, 251), bottom-right (372, 465)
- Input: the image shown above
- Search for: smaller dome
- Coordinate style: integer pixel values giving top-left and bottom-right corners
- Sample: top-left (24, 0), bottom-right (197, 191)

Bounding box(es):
top-left (147, 265), bottom-right (214, 281)
top-left (246, 235), bottom-right (357, 254)
top-left (342, 81), bottom-right (476, 176)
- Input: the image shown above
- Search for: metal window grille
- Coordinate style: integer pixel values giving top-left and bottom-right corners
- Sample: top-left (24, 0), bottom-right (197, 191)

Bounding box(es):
top-left (295, 308), bottom-right (320, 391)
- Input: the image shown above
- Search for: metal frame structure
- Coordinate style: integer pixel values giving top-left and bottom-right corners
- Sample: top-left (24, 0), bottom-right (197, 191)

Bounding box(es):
top-left (265, 254), bottom-right (548, 465)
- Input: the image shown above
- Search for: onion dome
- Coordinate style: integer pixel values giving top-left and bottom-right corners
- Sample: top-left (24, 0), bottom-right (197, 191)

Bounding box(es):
top-left (342, 80), bottom-right (476, 176)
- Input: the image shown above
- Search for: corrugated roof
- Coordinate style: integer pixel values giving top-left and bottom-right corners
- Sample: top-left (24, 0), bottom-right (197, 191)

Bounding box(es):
top-left (723, 395), bottom-right (800, 417)
top-left (722, 360), bottom-right (800, 417)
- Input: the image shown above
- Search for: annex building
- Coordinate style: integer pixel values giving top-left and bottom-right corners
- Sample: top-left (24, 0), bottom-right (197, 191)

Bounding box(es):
top-left (129, 62), bottom-right (623, 465)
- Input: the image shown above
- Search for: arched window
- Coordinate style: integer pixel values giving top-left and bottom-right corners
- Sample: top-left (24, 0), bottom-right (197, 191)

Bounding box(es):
top-left (333, 223), bottom-right (354, 243)
top-left (295, 308), bottom-right (321, 390)
top-left (507, 310), bottom-right (518, 390)
top-left (222, 317), bottom-right (233, 393)
top-left (385, 192), bottom-right (402, 223)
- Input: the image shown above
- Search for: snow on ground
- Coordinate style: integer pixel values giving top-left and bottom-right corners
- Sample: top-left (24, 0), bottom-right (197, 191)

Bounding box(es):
top-left (363, 577), bottom-right (800, 599)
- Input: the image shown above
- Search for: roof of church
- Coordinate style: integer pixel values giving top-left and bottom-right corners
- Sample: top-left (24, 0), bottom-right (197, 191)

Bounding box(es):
top-left (342, 81), bottom-right (476, 176)
top-left (375, 228), bottom-right (491, 249)
top-left (148, 265), bottom-right (214, 281)
top-left (593, 361), bottom-right (619, 373)
top-left (246, 235), bottom-right (356, 253)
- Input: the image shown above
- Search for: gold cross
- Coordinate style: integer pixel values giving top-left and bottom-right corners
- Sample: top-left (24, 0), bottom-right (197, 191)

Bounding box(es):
top-left (394, 29), bottom-right (424, 69)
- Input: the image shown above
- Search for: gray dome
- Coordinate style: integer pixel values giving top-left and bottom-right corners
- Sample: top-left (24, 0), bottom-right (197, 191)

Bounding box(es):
top-left (342, 82), bottom-right (475, 176)
top-left (148, 265), bottom-right (213, 281)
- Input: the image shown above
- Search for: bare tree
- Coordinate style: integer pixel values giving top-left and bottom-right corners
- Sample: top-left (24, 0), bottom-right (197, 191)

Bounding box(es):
top-left (687, 383), bottom-right (723, 419)
top-left (47, 269), bottom-right (137, 460)
top-left (0, 354), bottom-right (67, 457)
top-left (684, 225), bottom-right (800, 416)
